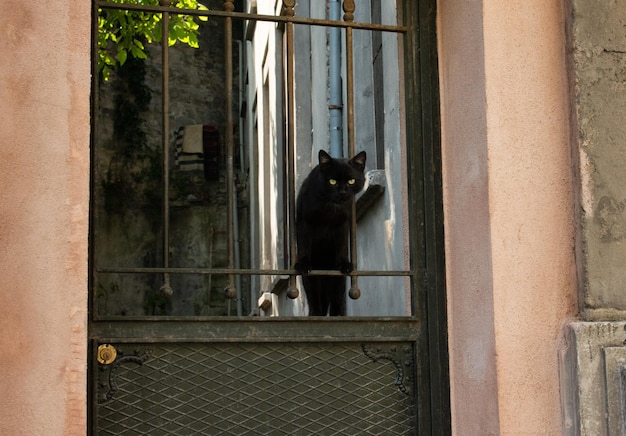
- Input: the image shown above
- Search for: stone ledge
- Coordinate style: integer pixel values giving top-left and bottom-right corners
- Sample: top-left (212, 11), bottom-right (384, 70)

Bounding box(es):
top-left (561, 321), bottom-right (626, 435)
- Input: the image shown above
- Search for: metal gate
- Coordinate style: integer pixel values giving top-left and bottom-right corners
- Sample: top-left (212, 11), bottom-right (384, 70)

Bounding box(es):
top-left (91, 321), bottom-right (419, 434)
top-left (90, 1), bottom-right (448, 434)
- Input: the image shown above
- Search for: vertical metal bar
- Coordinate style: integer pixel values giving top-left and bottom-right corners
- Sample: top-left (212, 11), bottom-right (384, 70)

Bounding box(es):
top-left (329, 0), bottom-right (343, 158)
top-left (89, 3), bottom-right (100, 428)
top-left (224, 0), bottom-right (237, 308)
top-left (160, 0), bottom-right (173, 297)
top-left (343, 0), bottom-right (360, 300)
top-left (91, 1), bottom-right (101, 318)
top-left (206, 225), bottom-right (214, 309)
top-left (234, 39), bottom-right (244, 315)
top-left (343, 1), bottom-right (355, 158)
top-left (284, 0), bottom-right (299, 300)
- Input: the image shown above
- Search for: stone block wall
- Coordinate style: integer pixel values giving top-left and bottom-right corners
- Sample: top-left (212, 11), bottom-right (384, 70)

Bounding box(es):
top-left (563, 1), bottom-right (626, 433)
top-left (570, 0), bottom-right (626, 320)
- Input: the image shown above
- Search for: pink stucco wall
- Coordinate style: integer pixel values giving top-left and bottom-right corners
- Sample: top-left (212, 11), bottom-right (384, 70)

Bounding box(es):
top-left (0, 1), bottom-right (90, 434)
top-left (438, 0), bottom-right (578, 434)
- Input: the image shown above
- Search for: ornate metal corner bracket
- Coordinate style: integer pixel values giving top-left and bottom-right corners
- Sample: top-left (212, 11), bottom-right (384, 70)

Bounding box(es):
top-left (362, 343), bottom-right (415, 395)
top-left (97, 346), bottom-right (152, 403)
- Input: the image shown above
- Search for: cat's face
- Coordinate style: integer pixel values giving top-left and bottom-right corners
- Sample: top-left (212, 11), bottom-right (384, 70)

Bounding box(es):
top-left (317, 150), bottom-right (366, 204)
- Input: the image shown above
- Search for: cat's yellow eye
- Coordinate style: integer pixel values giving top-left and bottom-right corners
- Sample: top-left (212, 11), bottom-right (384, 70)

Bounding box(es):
top-left (347, 178), bottom-right (356, 185)
top-left (329, 179), bottom-right (337, 186)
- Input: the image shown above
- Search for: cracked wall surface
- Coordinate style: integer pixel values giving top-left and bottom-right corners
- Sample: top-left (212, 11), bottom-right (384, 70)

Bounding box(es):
top-left (563, 2), bottom-right (626, 433)
top-left (571, 0), bottom-right (626, 319)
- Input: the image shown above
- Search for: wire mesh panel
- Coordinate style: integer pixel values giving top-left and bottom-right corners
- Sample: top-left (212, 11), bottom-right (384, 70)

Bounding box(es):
top-left (95, 341), bottom-right (417, 435)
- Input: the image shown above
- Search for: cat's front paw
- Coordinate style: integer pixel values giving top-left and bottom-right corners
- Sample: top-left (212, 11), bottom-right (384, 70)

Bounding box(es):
top-left (294, 257), bottom-right (311, 275)
top-left (338, 259), bottom-right (353, 275)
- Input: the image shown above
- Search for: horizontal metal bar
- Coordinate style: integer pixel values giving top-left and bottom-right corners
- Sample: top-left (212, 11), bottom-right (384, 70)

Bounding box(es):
top-left (96, 1), bottom-right (408, 33)
top-left (90, 317), bottom-right (421, 342)
top-left (96, 266), bottom-right (414, 277)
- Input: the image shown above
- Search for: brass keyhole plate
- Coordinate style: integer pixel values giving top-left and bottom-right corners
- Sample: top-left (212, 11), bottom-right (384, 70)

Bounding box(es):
top-left (97, 344), bottom-right (117, 365)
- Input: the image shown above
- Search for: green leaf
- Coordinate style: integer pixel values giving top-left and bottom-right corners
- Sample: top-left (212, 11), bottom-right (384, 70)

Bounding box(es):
top-left (130, 45), bottom-right (148, 59)
top-left (117, 49), bottom-right (128, 65)
top-left (98, 0), bottom-right (205, 79)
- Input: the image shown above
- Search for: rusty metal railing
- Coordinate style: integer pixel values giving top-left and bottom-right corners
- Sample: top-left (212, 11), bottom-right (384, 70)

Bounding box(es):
top-left (93, 0), bottom-right (409, 315)
top-left (284, 0), bottom-right (300, 300)
top-left (96, 1), bottom-right (408, 32)
top-left (159, 0), bottom-right (173, 298)
top-left (223, 0), bottom-right (237, 305)
top-left (342, 0), bottom-right (360, 300)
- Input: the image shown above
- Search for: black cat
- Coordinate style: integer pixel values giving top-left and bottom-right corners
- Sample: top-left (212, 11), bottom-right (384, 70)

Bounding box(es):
top-left (295, 150), bottom-right (367, 316)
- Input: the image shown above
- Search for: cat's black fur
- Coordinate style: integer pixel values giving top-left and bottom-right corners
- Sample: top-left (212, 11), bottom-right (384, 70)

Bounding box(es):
top-left (295, 150), bottom-right (366, 316)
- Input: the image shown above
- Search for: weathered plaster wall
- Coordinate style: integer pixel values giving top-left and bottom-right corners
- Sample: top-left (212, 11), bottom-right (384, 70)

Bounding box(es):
top-left (482, 1), bottom-right (577, 432)
top-left (558, 1), bottom-right (626, 433)
top-left (570, 0), bottom-right (626, 320)
top-left (437, 1), bottom-right (500, 433)
top-left (93, 5), bottom-right (246, 317)
top-left (438, 0), bottom-right (578, 434)
top-left (0, 1), bottom-right (90, 434)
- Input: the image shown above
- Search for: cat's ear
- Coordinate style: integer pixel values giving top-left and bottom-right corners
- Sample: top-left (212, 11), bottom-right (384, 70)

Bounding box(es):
top-left (350, 151), bottom-right (366, 170)
top-left (318, 150), bottom-right (332, 167)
